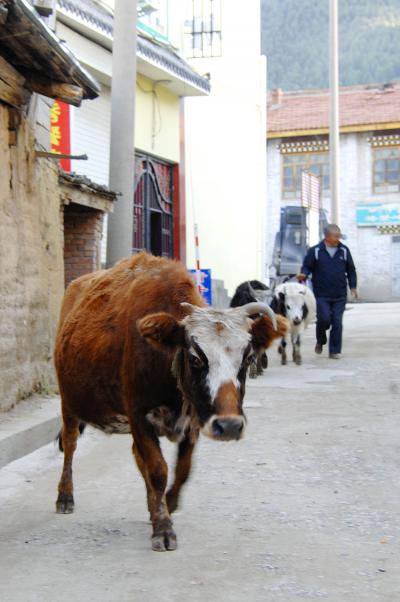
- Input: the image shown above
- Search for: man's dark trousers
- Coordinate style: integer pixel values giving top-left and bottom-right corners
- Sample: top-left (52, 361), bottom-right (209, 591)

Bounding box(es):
top-left (316, 297), bottom-right (347, 354)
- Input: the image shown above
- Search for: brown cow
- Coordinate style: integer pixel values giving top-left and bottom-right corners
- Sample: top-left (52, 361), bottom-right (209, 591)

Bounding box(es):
top-left (54, 252), bottom-right (287, 551)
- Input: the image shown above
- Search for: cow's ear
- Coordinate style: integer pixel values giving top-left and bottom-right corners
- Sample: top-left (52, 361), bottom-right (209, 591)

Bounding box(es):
top-left (251, 314), bottom-right (288, 352)
top-left (279, 291), bottom-right (285, 302)
top-left (137, 312), bottom-right (187, 352)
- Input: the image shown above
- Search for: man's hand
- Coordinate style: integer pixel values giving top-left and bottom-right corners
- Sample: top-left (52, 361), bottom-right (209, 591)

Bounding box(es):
top-left (296, 273), bottom-right (307, 283)
top-left (351, 288), bottom-right (358, 299)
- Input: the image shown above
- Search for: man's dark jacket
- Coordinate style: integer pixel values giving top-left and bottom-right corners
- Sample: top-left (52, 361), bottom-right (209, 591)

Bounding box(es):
top-left (301, 241), bottom-right (357, 298)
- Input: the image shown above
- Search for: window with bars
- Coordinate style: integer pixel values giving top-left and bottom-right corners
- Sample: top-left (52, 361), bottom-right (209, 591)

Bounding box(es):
top-left (373, 146), bottom-right (400, 193)
top-left (282, 152), bottom-right (329, 200)
top-left (184, 0), bottom-right (222, 58)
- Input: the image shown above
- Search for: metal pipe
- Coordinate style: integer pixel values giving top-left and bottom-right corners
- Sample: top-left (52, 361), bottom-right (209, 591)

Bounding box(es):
top-left (107, 0), bottom-right (137, 266)
top-left (329, 0), bottom-right (340, 225)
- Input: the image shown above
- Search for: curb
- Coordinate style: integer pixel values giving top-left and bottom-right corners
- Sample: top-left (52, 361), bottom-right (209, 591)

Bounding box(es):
top-left (0, 396), bottom-right (61, 469)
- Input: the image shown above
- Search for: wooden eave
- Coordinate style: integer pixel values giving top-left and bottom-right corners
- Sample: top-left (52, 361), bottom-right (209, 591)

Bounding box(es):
top-left (0, 0), bottom-right (100, 107)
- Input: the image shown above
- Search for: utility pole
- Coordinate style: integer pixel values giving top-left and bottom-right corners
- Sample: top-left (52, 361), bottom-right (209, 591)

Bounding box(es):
top-left (107, 0), bottom-right (137, 266)
top-left (329, 0), bottom-right (340, 226)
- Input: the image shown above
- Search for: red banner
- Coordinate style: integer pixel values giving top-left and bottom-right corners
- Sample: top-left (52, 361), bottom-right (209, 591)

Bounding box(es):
top-left (50, 100), bottom-right (71, 171)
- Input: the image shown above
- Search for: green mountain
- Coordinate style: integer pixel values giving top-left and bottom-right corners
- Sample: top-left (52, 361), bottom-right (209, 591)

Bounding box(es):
top-left (261, 0), bottom-right (400, 90)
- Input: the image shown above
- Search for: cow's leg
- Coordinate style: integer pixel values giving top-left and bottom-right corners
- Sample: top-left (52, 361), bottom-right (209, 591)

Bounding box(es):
top-left (278, 337), bottom-right (287, 365)
top-left (131, 417), bottom-right (176, 552)
top-left (56, 415), bottom-right (80, 514)
top-left (256, 353), bottom-right (263, 375)
top-left (166, 433), bottom-right (198, 514)
top-left (261, 352), bottom-right (268, 370)
top-left (132, 442), bottom-right (157, 522)
top-left (249, 355), bottom-right (258, 378)
top-left (292, 333), bottom-right (302, 365)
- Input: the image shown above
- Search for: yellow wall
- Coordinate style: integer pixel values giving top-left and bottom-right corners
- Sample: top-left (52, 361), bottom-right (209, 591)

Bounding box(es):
top-left (135, 74), bottom-right (180, 162)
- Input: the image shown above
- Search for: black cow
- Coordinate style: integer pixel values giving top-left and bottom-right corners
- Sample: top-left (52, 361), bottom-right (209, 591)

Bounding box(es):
top-left (230, 281), bottom-right (272, 377)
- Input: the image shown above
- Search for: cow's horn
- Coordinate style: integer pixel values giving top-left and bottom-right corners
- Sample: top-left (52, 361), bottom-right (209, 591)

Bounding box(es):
top-left (247, 281), bottom-right (258, 299)
top-left (241, 302), bottom-right (277, 330)
top-left (180, 302), bottom-right (196, 314)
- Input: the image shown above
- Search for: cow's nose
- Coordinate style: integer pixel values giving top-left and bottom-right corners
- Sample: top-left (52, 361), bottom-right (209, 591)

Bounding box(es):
top-left (293, 317), bottom-right (301, 325)
top-left (212, 417), bottom-right (245, 440)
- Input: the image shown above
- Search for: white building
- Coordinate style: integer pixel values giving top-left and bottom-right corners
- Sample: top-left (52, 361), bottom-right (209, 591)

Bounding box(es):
top-left (267, 85), bottom-right (400, 302)
top-left (54, 0), bottom-right (210, 262)
top-left (182, 0), bottom-right (267, 297)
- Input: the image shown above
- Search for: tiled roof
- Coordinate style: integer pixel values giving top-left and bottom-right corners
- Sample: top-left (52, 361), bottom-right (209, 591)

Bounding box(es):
top-left (57, 0), bottom-right (210, 94)
top-left (267, 84), bottom-right (400, 136)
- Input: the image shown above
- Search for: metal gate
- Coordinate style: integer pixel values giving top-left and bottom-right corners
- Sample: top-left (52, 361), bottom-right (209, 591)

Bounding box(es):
top-left (133, 155), bottom-right (173, 257)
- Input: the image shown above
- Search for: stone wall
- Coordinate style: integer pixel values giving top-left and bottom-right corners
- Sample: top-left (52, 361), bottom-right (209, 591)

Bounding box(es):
top-left (0, 105), bottom-right (64, 411)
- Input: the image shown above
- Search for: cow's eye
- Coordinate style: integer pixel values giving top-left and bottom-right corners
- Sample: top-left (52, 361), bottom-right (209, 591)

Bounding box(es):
top-left (189, 354), bottom-right (203, 369)
top-left (286, 304), bottom-right (291, 310)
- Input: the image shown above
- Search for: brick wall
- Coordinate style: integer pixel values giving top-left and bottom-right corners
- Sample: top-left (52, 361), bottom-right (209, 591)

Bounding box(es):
top-left (63, 204), bottom-right (104, 287)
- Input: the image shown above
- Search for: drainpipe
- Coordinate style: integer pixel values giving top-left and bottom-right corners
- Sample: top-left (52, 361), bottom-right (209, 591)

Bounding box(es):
top-left (107, 0), bottom-right (138, 266)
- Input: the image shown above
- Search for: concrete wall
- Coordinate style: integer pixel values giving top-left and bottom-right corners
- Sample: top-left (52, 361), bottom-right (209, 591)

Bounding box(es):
top-left (266, 131), bottom-right (400, 301)
top-left (184, 0), bottom-right (267, 296)
top-left (0, 105), bottom-right (64, 411)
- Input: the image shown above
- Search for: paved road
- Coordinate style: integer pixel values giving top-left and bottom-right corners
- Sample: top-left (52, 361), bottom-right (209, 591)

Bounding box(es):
top-left (0, 303), bottom-right (399, 601)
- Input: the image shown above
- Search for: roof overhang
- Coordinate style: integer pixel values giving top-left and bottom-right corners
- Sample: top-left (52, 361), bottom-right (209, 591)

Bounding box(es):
top-left (0, 0), bottom-right (100, 104)
top-left (56, 0), bottom-right (210, 97)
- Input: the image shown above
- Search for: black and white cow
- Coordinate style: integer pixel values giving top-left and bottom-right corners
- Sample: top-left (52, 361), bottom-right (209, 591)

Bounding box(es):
top-left (270, 282), bottom-right (316, 365)
top-left (230, 281), bottom-right (272, 377)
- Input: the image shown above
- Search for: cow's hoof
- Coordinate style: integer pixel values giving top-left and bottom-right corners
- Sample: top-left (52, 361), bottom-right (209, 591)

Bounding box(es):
top-left (281, 358), bottom-right (287, 365)
top-left (261, 354), bottom-right (268, 369)
top-left (152, 530), bottom-right (177, 552)
top-left (294, 358), bottom-right (302, 365)
top-left (56, 493), bottom-right (74, 514)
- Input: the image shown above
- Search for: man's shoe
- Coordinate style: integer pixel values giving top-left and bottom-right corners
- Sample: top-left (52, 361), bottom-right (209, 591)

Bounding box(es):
top-left (329, 353), bottom-right (341, 359)
top-left (315, 343), bottom-right (323, 354)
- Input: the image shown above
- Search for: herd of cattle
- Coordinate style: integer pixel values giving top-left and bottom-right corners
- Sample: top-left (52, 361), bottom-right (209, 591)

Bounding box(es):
top-left (54, 253), bottom-right (316, 551)
top-left (231, 278), bottom-right (316, 374)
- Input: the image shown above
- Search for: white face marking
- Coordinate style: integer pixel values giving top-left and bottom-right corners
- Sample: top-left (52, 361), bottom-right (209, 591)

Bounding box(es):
top-left (276, 283), bottom-right (308, 325)
top-left (182, 307), bottom-right (251, 400)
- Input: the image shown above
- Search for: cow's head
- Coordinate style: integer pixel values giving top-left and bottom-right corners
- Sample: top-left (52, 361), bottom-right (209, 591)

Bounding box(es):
top-left (137, 303), bottom-right (283, 441)
top-left (271, 283), bottom-right (308, 326)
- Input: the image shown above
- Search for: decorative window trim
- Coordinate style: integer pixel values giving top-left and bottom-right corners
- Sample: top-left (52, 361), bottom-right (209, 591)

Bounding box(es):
top-left (377, 225), bottom-right (400, 234)
top-left (368, 134), bottom-right (400, 147)
top-left (279, 140), bottom-right (329, 154)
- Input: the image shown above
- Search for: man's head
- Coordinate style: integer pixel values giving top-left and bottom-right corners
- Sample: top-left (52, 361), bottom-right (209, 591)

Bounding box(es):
top-left (324, 224), bottom-right (341, 247)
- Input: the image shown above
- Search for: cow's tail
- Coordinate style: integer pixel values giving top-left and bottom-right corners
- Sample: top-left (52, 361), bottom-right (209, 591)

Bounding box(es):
top-left (57, 422), bottom-right (86, 452)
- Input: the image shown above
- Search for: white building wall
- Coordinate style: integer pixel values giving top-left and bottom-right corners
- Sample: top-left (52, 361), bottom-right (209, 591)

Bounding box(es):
top-left (267, 131), bottom-right (400, 301)
top-left (70, 86), bottom-right (111, 185)
top-left (266, 138), bottom-right (282, 277)
top-left (184, 0), bottom-right (267, 296)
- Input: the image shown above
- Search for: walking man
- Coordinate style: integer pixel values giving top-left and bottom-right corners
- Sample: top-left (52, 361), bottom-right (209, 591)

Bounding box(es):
top-left (297, 224), bottom-right (358, 359)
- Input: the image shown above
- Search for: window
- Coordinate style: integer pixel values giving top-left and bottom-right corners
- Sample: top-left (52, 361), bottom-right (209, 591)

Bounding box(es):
top-left (373, 147), bottom-right (400, 193)
top-left (184, 0), bottom-right (222, 58)
top-left (282, 153), bottom-right (329, 200)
